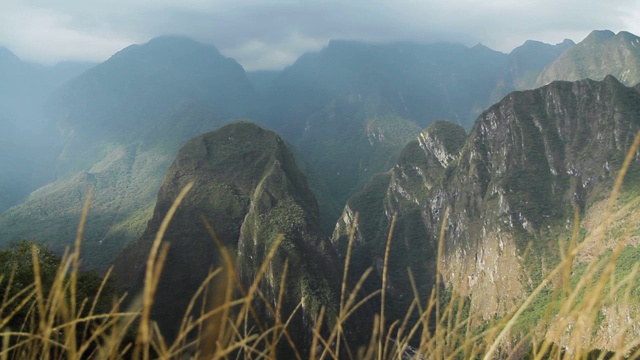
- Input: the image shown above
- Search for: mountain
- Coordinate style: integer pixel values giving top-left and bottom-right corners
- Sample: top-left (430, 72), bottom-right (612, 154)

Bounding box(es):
top-left (536, 30), bottom-right (640, 87)
top-left (499, 39), bottom-right (575, 92)
top-left (432, 75), bottom-right (640, 317)
top-left (112, 122), bottom-right (362, 353)
top-left (258, 39), bottom-right (574, 233)
top-left (264, 40), bottom-right (509, 139)
top-left (295, 100), bottom-right (423, 230)
top-left (65, 36), bottom-right (252, 125)
top-left (335, 76), bottom-right (640, 347)
top-left (0, 35), bottom-right (573, 268)
top-left (332, 120), bottom-right (467, 321)
top-left (0, 47), bottom-right (94, 211)
top-left (0, 37), bottom-right (256, 268)
top-left (47, 35), bottom-right (256, 175)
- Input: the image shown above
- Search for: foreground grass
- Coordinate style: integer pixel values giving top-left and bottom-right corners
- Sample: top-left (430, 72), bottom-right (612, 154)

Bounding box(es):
top-left (2, 210), bottom-right (639, 359)
top-left (3, 135), bottom-right (640, 359)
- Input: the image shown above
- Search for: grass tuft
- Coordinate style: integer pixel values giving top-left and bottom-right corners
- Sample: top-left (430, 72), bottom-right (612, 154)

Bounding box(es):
top-left (2, 133), bottom-right (640, 359)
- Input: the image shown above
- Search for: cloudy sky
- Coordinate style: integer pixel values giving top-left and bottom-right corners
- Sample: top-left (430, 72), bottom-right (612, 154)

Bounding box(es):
top-left (2, 0), bottom-right (640, 70)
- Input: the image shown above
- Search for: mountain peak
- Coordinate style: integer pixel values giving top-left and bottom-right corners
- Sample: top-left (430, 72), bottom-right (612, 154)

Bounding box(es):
top-left (511, 38), bottom-right (572, 54)
top-left (109, 35), bottom-right (223, 64)
top-left (536, 29), bottom-right (640, 87)
top-left (520, 39), bottom-right (546, 47)
top-left (616, 30), bottom-right (640, 44)
top-left (472, 42), bottom-right (490, 49)
top-left (48, 32), bottom-right (253, 146)
top-left (559, 38), bottom-right (576, 46)
top-left (112, 121), bottom-right (353, 352)
top-left (336, 76), bottom-right (640, 336)
top-left (583, 29), bottom-right (616, 43)
top-left (618, 30), bottom-right (638, 38)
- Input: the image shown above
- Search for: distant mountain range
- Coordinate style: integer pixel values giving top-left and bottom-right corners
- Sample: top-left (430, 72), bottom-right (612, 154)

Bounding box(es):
top-left (3, 29), bottom-right (640, 354)
top-left (113, 76), bottom-right (640, 354)
top-left (263, 39), bottom-right (574, 227)
top-left (0, 30), bottom-right (637, 270)
top-left (0, 37), bottom-right (255, 268)
top-left (0, 47), bottom-right (94, 211)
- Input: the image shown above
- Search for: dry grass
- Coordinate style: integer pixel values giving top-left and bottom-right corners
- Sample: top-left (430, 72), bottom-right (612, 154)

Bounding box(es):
top-left (2, 133), bottom-right (640, 359)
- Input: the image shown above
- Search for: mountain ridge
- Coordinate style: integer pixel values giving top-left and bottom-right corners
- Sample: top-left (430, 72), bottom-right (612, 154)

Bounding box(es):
top-left (536, 30), bottom-right (640, 87)
top-left (0, 37), bottom-right (258, 268)
top-left (0, 33), bottom-right (576, 267)
top-left (335, 75), bottom-right (640, 343)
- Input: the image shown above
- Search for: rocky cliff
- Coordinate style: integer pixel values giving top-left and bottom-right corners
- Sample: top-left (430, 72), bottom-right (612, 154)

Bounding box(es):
top-left (433, 75), bottom-right (640, 320)
top-left (332, 120), bottom-right (467, 321)
top-left (335, 76), bottom-right (640, 345)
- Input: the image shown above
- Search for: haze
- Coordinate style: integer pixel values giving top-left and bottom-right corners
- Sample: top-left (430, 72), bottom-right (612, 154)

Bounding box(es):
top-left (2, 0), bottom-right (640, 70)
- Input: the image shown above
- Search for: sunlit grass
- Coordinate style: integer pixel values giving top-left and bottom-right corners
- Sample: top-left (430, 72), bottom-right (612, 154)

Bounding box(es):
top-left (1, 132), bottom-right (640, 359)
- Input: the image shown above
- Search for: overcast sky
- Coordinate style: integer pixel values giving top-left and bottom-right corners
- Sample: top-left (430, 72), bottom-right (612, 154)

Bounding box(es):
top-left (2, 0), bottom-right (640, 70)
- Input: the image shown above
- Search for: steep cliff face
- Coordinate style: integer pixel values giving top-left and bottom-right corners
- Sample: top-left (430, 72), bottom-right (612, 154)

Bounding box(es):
top-left (432, 75), bottom-right (640, 320)
top-left (332, 120), bottom-right (467, 320)
top-left (112, 122), bottom-right (350, 353)
top-left (336, 76), bottom-right (640, 330)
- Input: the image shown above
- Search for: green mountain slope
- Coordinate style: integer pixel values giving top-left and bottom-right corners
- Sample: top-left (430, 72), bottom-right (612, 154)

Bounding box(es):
top-left (332, 120), bottom-right (467, 321)
top-left (536, 30), bottom-right (640, 87)
top-left (112, 122), bottom-right (364, 354)
top-left (0, 37), bottom-right (256, 268)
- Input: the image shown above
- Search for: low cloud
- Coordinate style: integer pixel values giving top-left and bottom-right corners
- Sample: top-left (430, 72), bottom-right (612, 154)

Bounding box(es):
top-left (0, 4), bottom-right (137, 64)
top-left (2, 0), bottom-right (639, 69)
